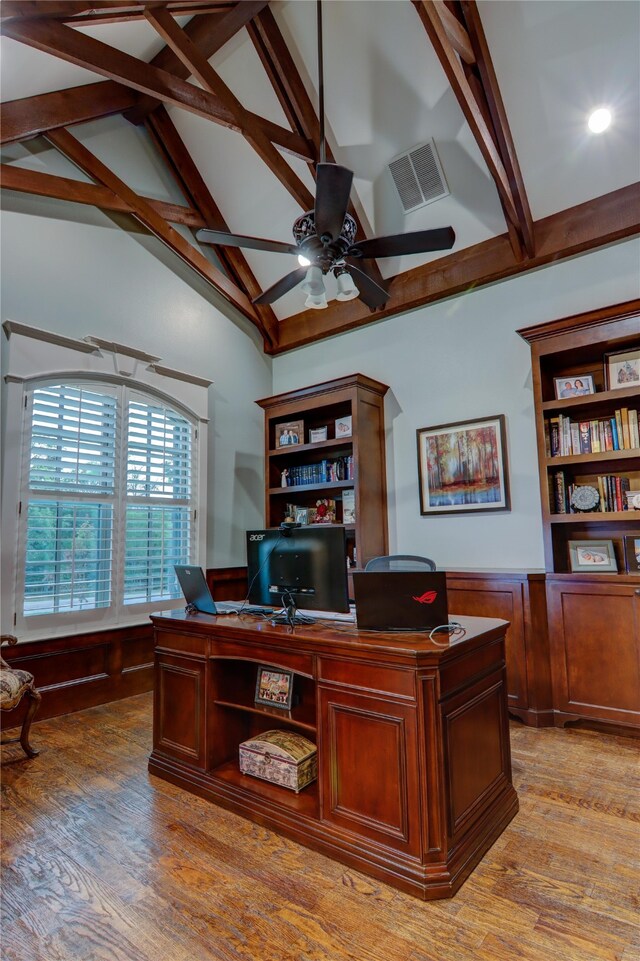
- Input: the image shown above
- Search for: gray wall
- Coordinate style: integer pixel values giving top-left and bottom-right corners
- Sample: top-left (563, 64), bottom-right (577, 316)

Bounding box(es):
top-left (272, 239), bottom-right (640, 570)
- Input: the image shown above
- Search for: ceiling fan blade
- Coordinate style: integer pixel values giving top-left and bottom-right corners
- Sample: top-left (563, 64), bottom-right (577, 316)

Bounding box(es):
top-left (252, 267), bottom-right (308, 305)
top-left (314, 163), bottom-right (354, 241)
top-left (351, 226), bottom-right (455, 259)
top-left (196, 228), bottom-right (298, 256)
top-left (346, 263), bottom-right (389, 310)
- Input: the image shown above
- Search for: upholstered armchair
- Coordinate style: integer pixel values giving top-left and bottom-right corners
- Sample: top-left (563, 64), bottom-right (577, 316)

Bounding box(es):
top-left (1, 635), bottom-right (41, 758)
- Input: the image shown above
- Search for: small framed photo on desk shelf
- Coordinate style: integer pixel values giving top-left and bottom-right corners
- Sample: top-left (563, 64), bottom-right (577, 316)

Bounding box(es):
top-left (255, 666), bottom-right (294, 710)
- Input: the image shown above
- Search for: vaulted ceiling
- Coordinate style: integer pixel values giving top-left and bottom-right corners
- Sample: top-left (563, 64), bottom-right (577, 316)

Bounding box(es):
top-left (1, 0), bottom-right (639, 354)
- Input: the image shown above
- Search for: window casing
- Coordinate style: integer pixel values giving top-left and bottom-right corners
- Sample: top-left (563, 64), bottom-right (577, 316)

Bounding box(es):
top-left (15, 378), bottom-right (198, 632)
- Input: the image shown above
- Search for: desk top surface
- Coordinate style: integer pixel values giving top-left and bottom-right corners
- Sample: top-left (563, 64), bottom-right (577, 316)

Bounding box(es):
top-left (151, 610), bottom-right (508, 664)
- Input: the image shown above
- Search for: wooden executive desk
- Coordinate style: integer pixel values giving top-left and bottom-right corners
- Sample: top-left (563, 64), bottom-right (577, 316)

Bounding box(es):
top-left (149, 612), bottom-right (518, 900)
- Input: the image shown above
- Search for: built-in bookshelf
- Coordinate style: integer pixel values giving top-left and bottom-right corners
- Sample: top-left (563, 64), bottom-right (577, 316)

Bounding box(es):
top-left (520, 300), bottom-right (640, 575)
top-left (256, 374), bottom-right (389, 576)
top-left (520, 303), bottom-right (640, 733)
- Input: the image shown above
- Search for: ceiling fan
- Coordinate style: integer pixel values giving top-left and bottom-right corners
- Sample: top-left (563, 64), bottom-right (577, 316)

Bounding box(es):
top-left (196, 2), bottom-right (455, 311)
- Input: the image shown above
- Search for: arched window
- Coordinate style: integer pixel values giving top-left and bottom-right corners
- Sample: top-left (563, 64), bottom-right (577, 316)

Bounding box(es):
top-left (2, 328), bottom-right (208, 637)
top-left (15, 379), bottom-right (198, 631)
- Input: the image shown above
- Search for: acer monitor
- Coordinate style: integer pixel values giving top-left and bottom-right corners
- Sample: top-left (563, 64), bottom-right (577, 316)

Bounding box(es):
top-left (246, 526), bottom-right (349, 614)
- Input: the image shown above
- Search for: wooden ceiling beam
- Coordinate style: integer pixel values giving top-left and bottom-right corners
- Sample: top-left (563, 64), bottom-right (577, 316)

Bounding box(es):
top-left (125, 2), bottom-right (270, 125)
top-left (458, 0), bottom-right (535, 258)
top-left (45, 127), bottom-right (264, 333)
top-left (143, 5), bottom-right (314, 212)
top-left (437, 2), bottom-right (475, 64)
top-left (412, 0), bottom-right (519, 227)
top-left (0, 81), bottom-right (138, 145)
top-left (1, 15), bottom-right (313, 163)
top-left (145, 106), bottom-right (279, 348)
top-left (0, 163), bottom-right (207, 227)
top-left (0, 2), bottom-right (232, 23)
top-left (246, 6), bottom-right (320, 159)
top-left (275, 183), bottom-right (640, 353)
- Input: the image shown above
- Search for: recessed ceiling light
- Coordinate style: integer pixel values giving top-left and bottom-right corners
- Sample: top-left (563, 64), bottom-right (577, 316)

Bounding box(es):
top-left (588, 107), bottom-right (612, 134)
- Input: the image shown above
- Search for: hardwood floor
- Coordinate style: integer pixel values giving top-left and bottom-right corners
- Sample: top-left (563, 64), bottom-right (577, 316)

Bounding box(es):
top-left (1, 694), bottom-right (638, 961)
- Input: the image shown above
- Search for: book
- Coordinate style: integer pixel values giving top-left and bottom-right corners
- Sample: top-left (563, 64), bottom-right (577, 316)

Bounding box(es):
top-left (621, 408), bottom-right (630, 449)
top-left (578, 422), bottom-right (591, 453)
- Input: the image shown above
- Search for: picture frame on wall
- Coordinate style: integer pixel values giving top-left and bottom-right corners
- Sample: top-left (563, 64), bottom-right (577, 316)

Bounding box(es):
top-left (568, 539), bottom-right (618, 573)
top-left (416, 414), bottom-right (510, 515)
top-left (275, 419), bottom-right (304, 449)
top-left (553, 374), bottom-right (596, 399)
top-left (622, 535), bottom-right (640, 573)
top-left (604, 347), bottom-right (640, 390)
top-left (254, 666), bottom-right (294, 710)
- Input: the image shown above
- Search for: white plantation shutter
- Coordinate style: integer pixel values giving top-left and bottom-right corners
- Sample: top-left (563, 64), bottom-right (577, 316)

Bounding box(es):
top-left (23, 385), bottom-right (117, 617)
top-left (123, 396), bottom-right (193, 604)
top-left (19, 381), bottom-right (197, 624)
top-left (28, 385), bottom-right (117, 493)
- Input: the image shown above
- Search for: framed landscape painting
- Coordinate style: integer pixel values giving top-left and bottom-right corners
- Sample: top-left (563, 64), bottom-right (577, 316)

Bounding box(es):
top-left (417, 415), bottom-right (510, 515)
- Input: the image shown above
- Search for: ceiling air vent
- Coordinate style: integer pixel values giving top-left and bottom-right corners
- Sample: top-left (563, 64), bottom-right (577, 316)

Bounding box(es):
top-left (387, 140), bottom-right (450, 214)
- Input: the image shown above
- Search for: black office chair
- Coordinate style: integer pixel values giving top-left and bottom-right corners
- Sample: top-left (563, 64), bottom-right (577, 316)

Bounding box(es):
top-left (364, 554), bottom-right (436, 572)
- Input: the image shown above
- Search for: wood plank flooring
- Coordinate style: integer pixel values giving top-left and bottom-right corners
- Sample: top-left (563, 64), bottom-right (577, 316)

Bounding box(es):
top-left (1, 694), bottom-right (639, 961)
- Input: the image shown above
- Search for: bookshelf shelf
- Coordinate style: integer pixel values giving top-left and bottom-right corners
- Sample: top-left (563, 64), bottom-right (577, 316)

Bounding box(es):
top-left (268, 480), bottom-right (354, 496)
top-left (541, 384), bottom-right (639, 413)
top-left (545, 449), bottom-right (640, 467)
top-left (549, 511), bottom-right (635, 524)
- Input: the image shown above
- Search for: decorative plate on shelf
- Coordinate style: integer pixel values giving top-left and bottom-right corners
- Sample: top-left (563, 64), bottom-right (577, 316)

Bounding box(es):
top-left (570, 485), bottom-right (600, 512)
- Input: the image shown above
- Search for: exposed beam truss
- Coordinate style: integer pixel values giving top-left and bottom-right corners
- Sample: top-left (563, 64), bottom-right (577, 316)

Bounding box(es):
top-left (144, 106), bottom-right (279, 348)
top-left (44, 127), bottom-right (266, 336)
top-left (0, 81), bottom-right (138, 145)
top-left (0, 14), bottom-right (313, 162)
top-left (142, 5), bottom-right (314, 211)
top-left (0, 163), bottom-right (207, 226)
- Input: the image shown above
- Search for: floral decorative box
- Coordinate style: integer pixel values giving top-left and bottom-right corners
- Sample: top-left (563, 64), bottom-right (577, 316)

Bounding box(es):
top-left (238, 729), bottom-right (317, 793)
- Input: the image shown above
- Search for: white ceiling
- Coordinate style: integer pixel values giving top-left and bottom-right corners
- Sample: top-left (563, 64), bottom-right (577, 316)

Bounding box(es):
top-left (1, 1), bottom-right (639, 320)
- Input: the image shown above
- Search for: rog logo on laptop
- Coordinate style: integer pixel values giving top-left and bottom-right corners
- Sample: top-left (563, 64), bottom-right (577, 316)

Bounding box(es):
top-left (413, 590), bottom-right (438, 605)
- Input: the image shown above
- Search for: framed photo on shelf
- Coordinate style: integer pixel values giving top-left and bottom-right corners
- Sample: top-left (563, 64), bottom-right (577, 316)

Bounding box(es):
top-left (416, 414), bottom-right (510, 515)
top-left (622, 535), bottom-right (640, 573)
top-left (275, 419), bottom-right (304, 449)
top-left (604, 347), bottom-right (640, 390)
top-left (255, 666), bottom-right (294, 710)
top-left (335, 415), bottom-right (352, 438)
top-left (309, 426), bottom-right (328, 443)
top-left (294, 506), bottom-right (309, 525)
top-left (553, 374), bottom-right (596, 399)
top-left (568, 539), bottom-right (618, 573)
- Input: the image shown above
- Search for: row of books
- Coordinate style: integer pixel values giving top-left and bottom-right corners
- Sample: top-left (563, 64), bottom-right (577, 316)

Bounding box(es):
top-left (546, 408), bottom-right (639, 457)
top-left (281, 456), bottom-right (354, 487)
top-left (551, 471), bottom-right (631, 514)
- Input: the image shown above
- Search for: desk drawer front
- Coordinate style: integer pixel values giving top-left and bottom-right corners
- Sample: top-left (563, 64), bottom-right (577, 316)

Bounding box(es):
top-left (318, 658), bottom-right (415, 699)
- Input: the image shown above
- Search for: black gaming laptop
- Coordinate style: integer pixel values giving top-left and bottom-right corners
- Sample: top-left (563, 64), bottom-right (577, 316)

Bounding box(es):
top-left (352, 571), bottom-right (448, 632)
top-left (174, 565), bottom-right (217, 614)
